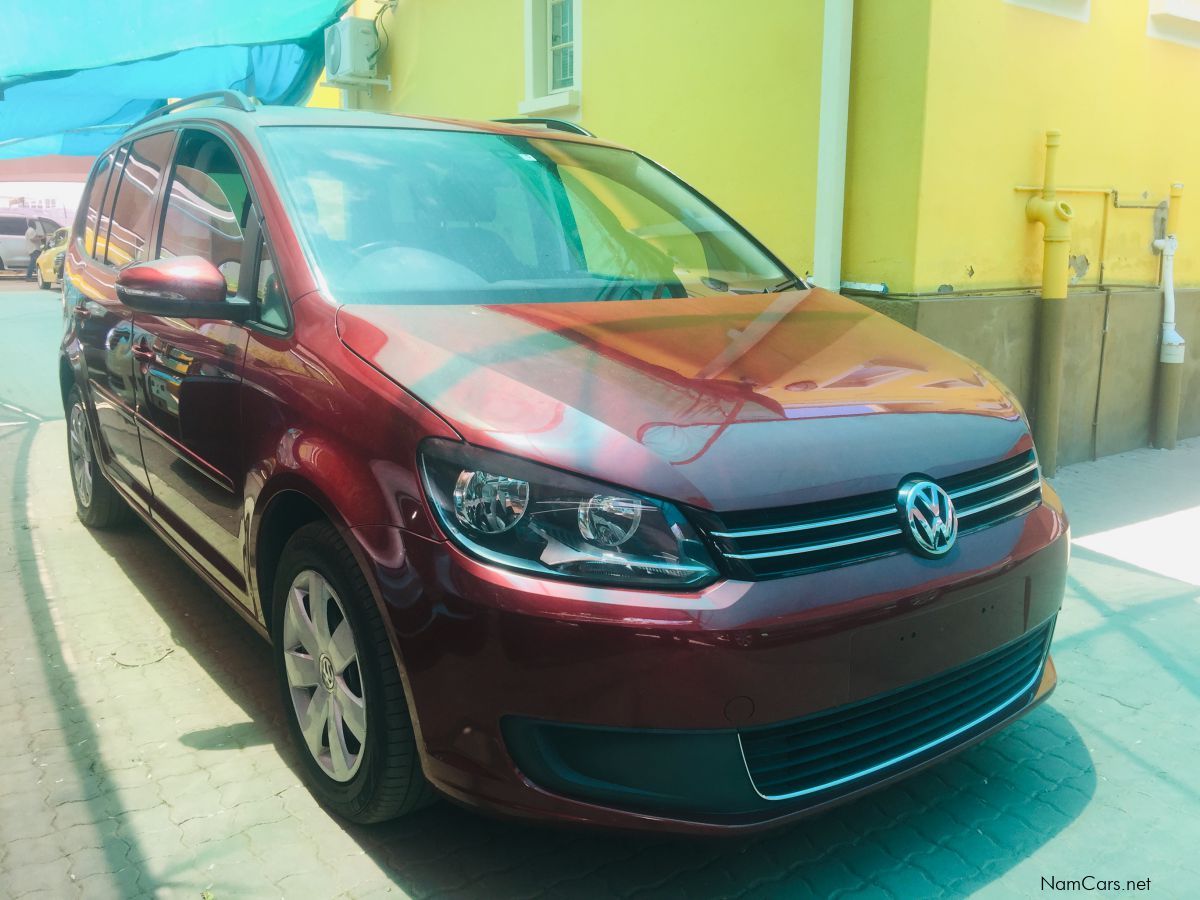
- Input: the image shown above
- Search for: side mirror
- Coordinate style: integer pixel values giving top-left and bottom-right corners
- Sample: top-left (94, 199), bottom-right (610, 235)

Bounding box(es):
top-left (115, 256), bottom-right (252, 322)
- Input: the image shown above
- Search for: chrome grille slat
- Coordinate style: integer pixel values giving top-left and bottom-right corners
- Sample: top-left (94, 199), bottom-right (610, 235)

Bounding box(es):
top-left (723, 527), bottom-right (904, 561)
top-left (711, 505), bottom-right (895, 539)
top-left (700, 450), bottom-right (1041, 580)
top-left (947, 459), bottom-right (1039, 501)
top-left (957, 478), bottom-right (1041, 519)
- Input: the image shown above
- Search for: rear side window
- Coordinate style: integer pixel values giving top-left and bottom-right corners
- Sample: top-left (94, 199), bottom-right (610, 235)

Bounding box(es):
top-left (103, 132), bottom-right (174, 267)
top-left (158, 130), bottom-right (251, 293)
top-left (0, 218), bottom-right (24, 236)
top-left (82, 151), bottom-right (115, 257)
top-left (93, 146), bottom-right (127, 261)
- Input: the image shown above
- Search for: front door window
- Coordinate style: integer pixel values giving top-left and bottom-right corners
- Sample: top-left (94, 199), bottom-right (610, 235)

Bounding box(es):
top-left (157, 131), bottom-right (251, 294)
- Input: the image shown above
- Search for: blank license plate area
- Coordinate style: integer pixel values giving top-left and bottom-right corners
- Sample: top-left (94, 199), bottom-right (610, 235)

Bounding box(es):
top-left (848, 584), bottom-right (1025, 700)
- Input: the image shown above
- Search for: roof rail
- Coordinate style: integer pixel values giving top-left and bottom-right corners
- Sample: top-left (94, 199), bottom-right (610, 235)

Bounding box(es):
top-left (127, 91), bottom-right (258, 132)
top-left (492, 117), bottom-right (595, 138)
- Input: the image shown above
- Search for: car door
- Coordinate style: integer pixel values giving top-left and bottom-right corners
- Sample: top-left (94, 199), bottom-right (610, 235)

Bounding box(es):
top-left (131, 128), bottom-right (255, 601)
top-left (69, 133), bottom-right (176, 504)
top-left (0, 216), bottom-right (27, 269)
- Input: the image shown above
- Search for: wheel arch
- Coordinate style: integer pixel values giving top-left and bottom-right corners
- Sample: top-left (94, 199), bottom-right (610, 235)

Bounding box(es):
top-left (250, 474), bottom-right (432, 751)
top-left (59, 354), bottom-right (80, 409)
top-left (250, 476), bottom-right (411, 648)
top-left (252, 480), bottom-right (343, 633)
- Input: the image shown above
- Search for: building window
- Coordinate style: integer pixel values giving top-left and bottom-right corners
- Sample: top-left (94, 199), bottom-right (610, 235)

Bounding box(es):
top-left (520, 0), bottom-right (581, 115)
top-left (549, 0), bottom-right (574, 91)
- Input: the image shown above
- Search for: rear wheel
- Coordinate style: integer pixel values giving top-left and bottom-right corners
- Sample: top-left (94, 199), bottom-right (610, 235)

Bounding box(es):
top-left (66, 385), bottom-right (132, 528)
top-left (272, 521), bottom-right (435, 823)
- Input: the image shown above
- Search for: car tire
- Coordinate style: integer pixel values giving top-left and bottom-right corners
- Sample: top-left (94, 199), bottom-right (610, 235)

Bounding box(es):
top-left (37, 268), bottom-right (49, 290)
top-left (272, 520), bottom-right (435, 824)
top-left (66, 385), bottom-right (133, 528)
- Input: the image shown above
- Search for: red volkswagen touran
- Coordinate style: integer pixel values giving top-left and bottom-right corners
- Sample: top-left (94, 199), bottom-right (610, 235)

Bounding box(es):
top-left (59, 93), bottom-right (1067, 834)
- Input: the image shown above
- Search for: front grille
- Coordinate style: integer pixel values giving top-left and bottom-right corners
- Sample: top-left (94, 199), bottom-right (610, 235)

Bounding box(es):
top-left (739, 620), bottom-right (1053, 800)
top-left (700, 449), bottom-right (1041, 579)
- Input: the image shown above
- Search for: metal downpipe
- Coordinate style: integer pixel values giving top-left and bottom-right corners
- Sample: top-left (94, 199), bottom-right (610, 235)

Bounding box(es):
top-left (1153, 183), bottom-right (1186, 450)
top-left (1025, 131), bottom-right (1074, 476)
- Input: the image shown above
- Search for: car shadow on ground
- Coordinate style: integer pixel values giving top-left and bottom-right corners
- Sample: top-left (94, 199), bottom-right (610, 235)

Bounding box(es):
top-left (79, 513), bottom-right (1096, 898)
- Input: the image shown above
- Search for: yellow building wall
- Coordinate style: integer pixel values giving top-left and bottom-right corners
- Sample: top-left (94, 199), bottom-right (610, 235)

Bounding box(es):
top-left (360, 0), bottom-right (824, 274)
top-left (580, 0), bottom-right (824, 274)
top-left (911, 0), bottom-right (1200, 293)
top-left (307, 79), bottom-right (345, 109)
top-left (842, 0), bottom-right (933, 294)
top-left (369, 0), bottom-right (526, 120)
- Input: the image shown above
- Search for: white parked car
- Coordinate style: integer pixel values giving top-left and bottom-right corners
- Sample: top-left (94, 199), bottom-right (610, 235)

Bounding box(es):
top-left (0, 213), bottom-right (61, 271)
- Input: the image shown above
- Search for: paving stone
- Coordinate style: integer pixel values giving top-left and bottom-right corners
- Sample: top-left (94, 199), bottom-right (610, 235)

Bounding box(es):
top-left (3, 857), bottom-right (78, 898)
top-left (869, 864), bottom-right (943, 899)
top-left (6, 833), bottom-right (73, 867)
top-left (73, 865), bottom-right (143, 900)
top-left (67, 845), bottom-right (123, 881)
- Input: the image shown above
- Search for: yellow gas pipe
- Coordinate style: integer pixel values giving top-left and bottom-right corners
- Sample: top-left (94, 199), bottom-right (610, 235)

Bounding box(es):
top-left (1025, 131), bottom-right (1075, 476)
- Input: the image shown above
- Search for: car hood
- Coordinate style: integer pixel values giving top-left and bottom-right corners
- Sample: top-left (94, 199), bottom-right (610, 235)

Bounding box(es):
top-left (336, 289), bottom-right (1032, 511)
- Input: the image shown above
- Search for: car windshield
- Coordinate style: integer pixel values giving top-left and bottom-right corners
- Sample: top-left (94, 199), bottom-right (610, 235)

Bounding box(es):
top-left (260, 126), bottom-right (790, 305)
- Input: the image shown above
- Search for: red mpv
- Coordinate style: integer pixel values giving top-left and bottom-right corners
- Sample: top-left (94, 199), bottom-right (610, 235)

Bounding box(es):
top-left (60, 93), bottom-right (1067, 834)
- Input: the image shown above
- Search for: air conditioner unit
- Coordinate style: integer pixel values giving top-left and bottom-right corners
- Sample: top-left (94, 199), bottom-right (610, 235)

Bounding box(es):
top-left (324, 17), bottom-right (378, 81)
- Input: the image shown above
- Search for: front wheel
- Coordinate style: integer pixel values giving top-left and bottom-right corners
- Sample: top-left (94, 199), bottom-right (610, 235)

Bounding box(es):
top-left (66, 385), bottom-right (132, 528)
top-left (37, 267), bottom-right (49, 290)
top-left (272, 521), bottom-right (435, 823)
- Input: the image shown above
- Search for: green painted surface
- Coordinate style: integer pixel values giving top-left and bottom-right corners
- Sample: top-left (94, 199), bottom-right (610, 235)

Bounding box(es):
top-left (0, 285), bottom-right (66, 422)
top-left (1095, 290), bottom-right (1162, 458)
top-left (1057, 292), bottom-right (1106, 467)
top-left (846, 293), bottom-right (919, 330)
top-left (1174, 289), bottom-right (1200, 440)
top-left (913, 294), bottom-right (1040, 411)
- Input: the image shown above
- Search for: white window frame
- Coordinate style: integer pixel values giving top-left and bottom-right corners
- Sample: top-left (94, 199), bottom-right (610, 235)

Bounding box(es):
top-left (1003, 0), bottom-right (1090, 23)
top-left (519, 0), bottom-right (581, 116)
top-left (1148, 0), bottom-right (1200, 48)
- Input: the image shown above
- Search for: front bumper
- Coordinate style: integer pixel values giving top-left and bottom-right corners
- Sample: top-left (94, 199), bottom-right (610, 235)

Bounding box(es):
top-left (359, 485), bottom-right (1069, 834)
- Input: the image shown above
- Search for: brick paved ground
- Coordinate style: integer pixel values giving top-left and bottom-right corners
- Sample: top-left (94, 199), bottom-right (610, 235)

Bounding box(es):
top-left (2, 283), bottom-right (1198, 898)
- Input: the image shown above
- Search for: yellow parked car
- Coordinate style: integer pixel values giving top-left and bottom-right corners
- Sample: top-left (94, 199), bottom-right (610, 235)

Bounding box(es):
top-left (37, 227), bottom-right (70, 290)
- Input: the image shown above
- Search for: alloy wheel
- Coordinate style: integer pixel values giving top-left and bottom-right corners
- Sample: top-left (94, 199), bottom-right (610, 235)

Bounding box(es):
top-left (282, 569), bottom-right (368, 782)
top-left (68, 403), bottom-right (94, 508)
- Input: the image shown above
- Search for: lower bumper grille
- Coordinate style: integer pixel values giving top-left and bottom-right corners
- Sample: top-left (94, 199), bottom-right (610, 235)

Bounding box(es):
top-left (739, 620), bottom-right (1053, 800)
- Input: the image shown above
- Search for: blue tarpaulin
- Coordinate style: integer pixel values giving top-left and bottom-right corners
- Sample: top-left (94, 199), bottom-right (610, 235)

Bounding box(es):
top-left (0, 1), bottom-right (352, 159)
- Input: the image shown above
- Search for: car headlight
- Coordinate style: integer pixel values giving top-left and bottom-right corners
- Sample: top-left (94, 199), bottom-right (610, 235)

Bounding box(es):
top-left (419, 439), bottom-right (718, 588)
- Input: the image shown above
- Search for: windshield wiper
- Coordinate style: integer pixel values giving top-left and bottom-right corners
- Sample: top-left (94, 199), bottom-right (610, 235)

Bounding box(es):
top-left (729, 276), bottom-right (806, 295)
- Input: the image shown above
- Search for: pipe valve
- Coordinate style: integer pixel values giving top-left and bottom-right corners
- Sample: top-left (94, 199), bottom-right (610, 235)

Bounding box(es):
top-left (1026, 197), bottom-right (1074, 239)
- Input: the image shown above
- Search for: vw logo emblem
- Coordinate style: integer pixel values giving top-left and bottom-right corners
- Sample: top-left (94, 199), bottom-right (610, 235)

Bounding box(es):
top-left (319, 653), bottom-right (336, 692)
top-left (898, 480), bottom-right (958, 557)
